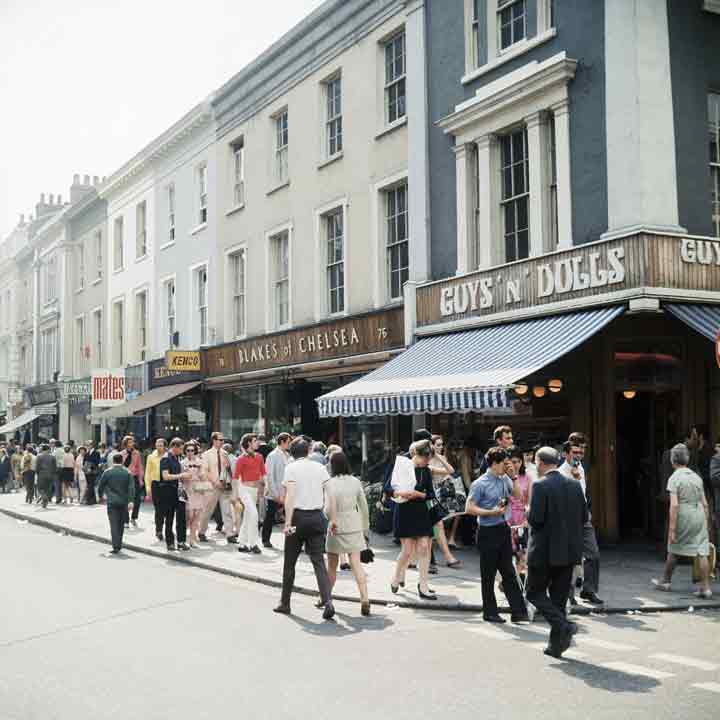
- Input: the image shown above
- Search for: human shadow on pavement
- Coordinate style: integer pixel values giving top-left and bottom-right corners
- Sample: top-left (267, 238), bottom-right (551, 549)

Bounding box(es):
top-left (282, 610), bottom-right (395, 637)
top-left (550, 659), bottom-right (661, 693)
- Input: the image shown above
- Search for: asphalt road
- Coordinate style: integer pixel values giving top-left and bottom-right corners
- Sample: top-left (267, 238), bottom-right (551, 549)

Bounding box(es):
top-left (1, 514), bottom-right (719, 720)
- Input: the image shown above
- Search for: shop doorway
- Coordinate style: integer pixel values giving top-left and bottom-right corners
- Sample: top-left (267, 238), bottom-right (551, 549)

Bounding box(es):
top-left (615, 389), bottom-right (681, 544)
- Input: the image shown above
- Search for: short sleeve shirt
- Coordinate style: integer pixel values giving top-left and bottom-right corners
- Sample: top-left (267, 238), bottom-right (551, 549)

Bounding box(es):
top-left (282, 458), bottom-right (329, 510)
top-left (468, 471), bottom-right (513, 527)
top-left (233, 452), bottom-right (267, 483)
top-left (160, 454), bottom-right (181, 482)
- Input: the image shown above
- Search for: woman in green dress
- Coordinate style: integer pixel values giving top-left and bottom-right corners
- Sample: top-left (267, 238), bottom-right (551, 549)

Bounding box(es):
top-left (652, 444), bottom-right (712, 598)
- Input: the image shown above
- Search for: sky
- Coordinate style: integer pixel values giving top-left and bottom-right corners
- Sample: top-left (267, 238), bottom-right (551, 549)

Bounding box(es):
top-left (0, 0), bottom-right (327, 239)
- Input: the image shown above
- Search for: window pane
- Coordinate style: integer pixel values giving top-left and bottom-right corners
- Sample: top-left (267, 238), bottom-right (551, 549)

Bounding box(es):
top-left (504, 203), bottom-right (516, 234)
top-left (517, 195), bottom-right (528, 232)
top-left (517, 229), bottom-right (529, 261)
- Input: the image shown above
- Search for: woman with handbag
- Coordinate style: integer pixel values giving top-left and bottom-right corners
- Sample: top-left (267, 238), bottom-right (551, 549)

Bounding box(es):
top-left (182, 442), bottom-right (209, 548)
top-left (429, 435), bottom-right (462, 568)
top-left (325, 451), bottom-right (371, 616)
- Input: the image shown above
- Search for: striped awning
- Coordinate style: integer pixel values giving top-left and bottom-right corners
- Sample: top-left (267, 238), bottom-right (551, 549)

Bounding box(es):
top-left (666, 303), bottom-right (720, 342)
top-left (317, 306), bottom-right (624, 417)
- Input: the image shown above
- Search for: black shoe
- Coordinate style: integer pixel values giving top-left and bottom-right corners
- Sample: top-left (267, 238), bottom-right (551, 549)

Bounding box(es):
top-left (273, 605), bottom-right (291, 615)
top-left (567, 621), bottom-right (579, 636)
top-left (418, 584), bottom-right (437, 601)
top-left (322, 604), bottom-right (336, 621)
top-left (155, 532), bottom-right (163, 541)
top-left (262, 541), bottom-right (274, 549)
top-left (580, 591), bottom-right (604, 605)
top-left (428, 564), bottom-right (438, 575)
top-left (408, 563), bottom-right (417, 570)
top-left (315, 599), bottom-right (326, 609)
top-left (198, 534), bottom-right (208, 542)
top-left (484, 615), bottom-right (506, 624)
top-left (340, 562), bottom-right (351, 571)
top-left (238, 545), bottom-right (250, 553)
top-left (167, 545), bottom-right (177, 551)
top-left (250, 545), bottom-right (262, 554)
top-left (226, 535), bottom-right (239, 544)
top-left (511, 614), bottom-right (530, 624)
top-left (361, 602), bottom-right (371, 617)
top-left (109, 549), bottom-right (120, 555)
top-left (568, 593), bottom-right (579, 606)
top-left (178, 543), bottom-right (190, 551)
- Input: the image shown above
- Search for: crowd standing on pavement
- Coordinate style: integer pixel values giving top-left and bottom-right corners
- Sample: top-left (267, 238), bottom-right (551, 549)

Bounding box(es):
top-left (0, 421), bottom-right (717, 656)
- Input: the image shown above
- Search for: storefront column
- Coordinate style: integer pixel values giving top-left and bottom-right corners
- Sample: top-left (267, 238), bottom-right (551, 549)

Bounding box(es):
top-left (526, 110), bottom-right (551, 257)
top-left (454, 143), bottom-right (477, 274)
top-left (58, 398), bottom-right (70, 443)
top-left (551, 99), bottom-right (573, 249)
top-left (476, 134), bottom-right (499, 269)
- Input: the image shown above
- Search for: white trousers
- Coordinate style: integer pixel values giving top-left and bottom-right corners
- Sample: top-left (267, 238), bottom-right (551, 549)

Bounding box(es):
top-left (237, 485), bottom-right (259, 548)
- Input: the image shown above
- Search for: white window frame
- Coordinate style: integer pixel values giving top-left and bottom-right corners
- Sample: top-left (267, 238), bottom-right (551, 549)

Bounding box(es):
top-left (74, 314), bottom-right (86, 377)
top-left (497, 0), bottom-right (527, 53)
top-left (134, 288), bottom-right (148, 362)
top-left (231, 138), bottom-right (245, 208)
top-left (710, 91), bottom-right (720, 238)
top-left (40, 327), bottom-right (57, 383)
top-left (112, 298), bottom-right (125, 367)
top-left (77, 242), bottom-right (85, 291)
top-left (314, 199), bottom-right (349, 320)
top-left (135, 200), bottom-right (148, 259)
top-left (383, 31), bottom-right (406, 126)
top-left (167, 184), bottom-right (176, 244)
top-left (42, 254), bottom-right (57, 304)
top-left (197, 164), bottom-right (208, 226)
top-left (499, 125), bottom-right (530, 263)
top-left (385, 182), bottom-right (409, 302)
top-left (113, 216), bottom-right (124, 272)
top-left (324, 74), bottom-right (343, 159)
top-left (273, 109), bottom-right (289, 187)
top-left (227, 247), bottom-right (247, 339)
top-left (264, 222), bottom-right (293, 331)
top-left (162, 276), bottom-right (176, 350)
top-left (190, 263), bottom-right (209, 347)
top-left (94, 229), bottom-right (103, 281)
top-left (92, 306), bottom-right (103, 368)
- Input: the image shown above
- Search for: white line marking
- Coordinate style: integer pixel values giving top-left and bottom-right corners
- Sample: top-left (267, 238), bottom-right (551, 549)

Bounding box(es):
top-left (650, 654), bottom-right (718, 672)
top-left (515, 625), bottom-right (550, 636)
top-left (600, 662), bottom-right (674, 680)
top-left (692, 682), bottom-right (720, 694)
top-left (579, 637), bottom-right (637, 652)
top-left (527, 641), bottom-right (587, 660)
top-left (466, 627), bottom-right (513, 641)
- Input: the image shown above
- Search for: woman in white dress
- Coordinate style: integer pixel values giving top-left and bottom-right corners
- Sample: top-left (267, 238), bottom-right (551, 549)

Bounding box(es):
top-left (325, 451), bottom-right (371, 616)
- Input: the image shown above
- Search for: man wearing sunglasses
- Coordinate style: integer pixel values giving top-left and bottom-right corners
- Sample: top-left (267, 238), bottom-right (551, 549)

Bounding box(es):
top-left (199, 432), bottom-right (234, 542)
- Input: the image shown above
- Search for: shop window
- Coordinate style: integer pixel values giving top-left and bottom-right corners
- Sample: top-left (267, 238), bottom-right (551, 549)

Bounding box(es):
top-left (710, 92), bottom-right (720, 238)
top-left (325, 209), bottom-right (345, 315)
top-left (500, 126), bottom-right (529, 262)
top-left (384, 31), bottom-right (406, 125)
top-left (219, 386), bottom-right (265, 441)
top-left (385, 182), bottom-right (408, 301)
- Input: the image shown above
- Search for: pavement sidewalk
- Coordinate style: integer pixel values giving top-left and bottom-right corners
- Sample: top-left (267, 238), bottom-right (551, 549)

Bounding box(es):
top-left (1, 492), bottom-right (718, 613)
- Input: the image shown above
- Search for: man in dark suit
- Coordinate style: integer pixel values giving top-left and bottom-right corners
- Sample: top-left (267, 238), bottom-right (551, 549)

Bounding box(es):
top-left (526, 446), bottom-right (588, 658)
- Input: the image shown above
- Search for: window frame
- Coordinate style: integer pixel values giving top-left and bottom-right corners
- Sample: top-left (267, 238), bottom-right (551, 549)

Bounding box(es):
top-left (198, 164), bottom-right (208, 226)
top-left (710, 91), bottom-right (720, 238)
top-left (74, 314), bottom-right (86, 377)
top-left (231, 138), bottom-right (246, 207)
top-left (384, 31), bottom-right (406, 126)
top-left (167, 184), bottom-right (176, 243)
top-left (274, 109), bottom-right (289, 186)
top-left (113, 216), bottom-right (124, 272)
top-left (135, 289), bottom-right (148, 361)
top-left (265, 224), bottom-right (293, 331)
top-left (385, 181), bottom-right (409, 302)
top-left (228, 248), bottom-right (247, 339)
top-left (94, 229), bottom-right (103, 281)
top-left (112, 298), bottom-right (125, 367)
top-left (135, 200), bottom-right (148, 259)
top-left (499, 125), bottom-right (530, 263)
top-left (325, 207), bottom-right (345, 316)
top-left (77, 242), bottom-right (85, 291)
top-left (92, 307), bottom-right (103, 368)
top-left (324, 75), bottom-right (343, 159)
top-left (40, 327), bottom-right (58, 383)
top-left (192, 264), bottom-right (209, 346)
top-left (497, 0), bottom-right (527, 53)
top-left (163, 277), bottom-right (176, 350)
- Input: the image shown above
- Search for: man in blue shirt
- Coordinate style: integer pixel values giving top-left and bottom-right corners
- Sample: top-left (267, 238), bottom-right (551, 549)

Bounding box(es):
top-left (466, 447), bottom-right (528, 623)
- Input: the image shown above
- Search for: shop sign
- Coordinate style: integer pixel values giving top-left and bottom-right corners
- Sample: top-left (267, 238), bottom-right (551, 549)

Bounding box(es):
top-left (165, 350), bottom-right (201, 372)
top-left (149, 357), bottom-right (204, 388)
top-left (205, 307), bottom-right (404, 376)
top-left (125, 363), bottom-right (146, 400)
top-left (417, 233), bottom-right (720, 328)
top-left (27, 385), bottom-right (59, 406)
top-left (61, 380), bottom-right (91, 400)
top-left (91, 369), bottom-right (126, 407)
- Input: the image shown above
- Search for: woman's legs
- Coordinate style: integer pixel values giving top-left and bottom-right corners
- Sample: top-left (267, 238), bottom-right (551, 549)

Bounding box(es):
top-left (448, 516), bottom-right (461, 546)
top-left (433, 521), bottom-right (458, 565)
top-left (416, 537), bottom-right (432, 593)
top-left (393, 538), bottom-right (416, 586)
top-left (695, 556), bottom-right (711, 592)
top-left (661, 552), bottom-right (677, 583)
top-left (327, 553), bottom-right (339, 591)
top-left (348, 551), bottom-right (369, 604)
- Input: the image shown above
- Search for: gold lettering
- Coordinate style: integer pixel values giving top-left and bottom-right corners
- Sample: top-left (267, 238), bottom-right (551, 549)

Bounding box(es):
top-left (350, 327), bottom-right (360, 344)
top-left (341, 329), bottom-right (348, 346)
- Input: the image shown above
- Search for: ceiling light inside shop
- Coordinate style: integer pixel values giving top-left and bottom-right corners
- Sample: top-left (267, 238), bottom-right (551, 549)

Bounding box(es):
top-left (623, 390), bottom-right (637, 399)
top-left (548, 379), bottom-right (563, 393)
top-left (532, 386), bottom-right (546, 398)
top-left (515, 382), bottom-right (528, 395)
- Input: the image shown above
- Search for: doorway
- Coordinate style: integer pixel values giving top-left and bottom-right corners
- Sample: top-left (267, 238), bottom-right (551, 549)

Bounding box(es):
top-left (615, 389), bottom-right (681, 544)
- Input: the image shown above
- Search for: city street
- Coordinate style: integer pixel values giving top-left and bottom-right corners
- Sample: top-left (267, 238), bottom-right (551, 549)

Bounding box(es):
top-left (1, 513), bottom-right (719, 720)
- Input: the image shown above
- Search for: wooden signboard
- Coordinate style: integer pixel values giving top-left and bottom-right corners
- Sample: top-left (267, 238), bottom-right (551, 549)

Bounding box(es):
top-left (205, 307), bottom-right (404, 377)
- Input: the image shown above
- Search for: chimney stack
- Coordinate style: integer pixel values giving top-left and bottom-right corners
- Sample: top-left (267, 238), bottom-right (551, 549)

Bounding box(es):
top-left (83, 174), bottom-right (90, 185)
top-left (19, 213), bottom-right (25, 225)
top-left (93, 175), bottom-right (99, 185)
top-left (73, 173), bottom-right (80, 184)
top-left (57, 194), bottom-right (62, 204)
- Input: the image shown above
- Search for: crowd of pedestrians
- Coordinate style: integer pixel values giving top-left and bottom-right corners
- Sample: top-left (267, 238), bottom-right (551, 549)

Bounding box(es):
top-left (1, 421), bottom-right (716, 644)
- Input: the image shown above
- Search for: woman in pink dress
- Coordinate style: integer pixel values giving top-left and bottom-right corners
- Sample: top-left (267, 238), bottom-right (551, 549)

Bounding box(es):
top-left (506, 446), bottom-right (531, 583)
top-left (181, 442), bottom-right (209, 547)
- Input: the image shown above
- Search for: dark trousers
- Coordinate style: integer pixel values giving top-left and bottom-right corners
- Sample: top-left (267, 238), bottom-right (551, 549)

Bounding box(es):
top-left (476, 523), bottom-right (527, 618)
top-left (151, 480), bottom-right (163, 534)
top-left (54, 471), bottom-right (62, 502)
top-left (526, 564), bottom-right (574, 645)
top-left (84, 475), bottom-right (97, 505)
top-left (262, 499), bottom-right (280, 544)
top-left (157, 481), bottom-right (186, 547)
top-left (122, 480), bottom-right (144, 523)
top-left (280, 509), bottom-right (332, 608)
top-left (107, 504), bottom-right (126, 551)
top-left (212, 501), bottom-right (223, 531)
top-left (23, 471), bottom-right (35, 503)
top-left (581, 522), bottom-right (600, 593)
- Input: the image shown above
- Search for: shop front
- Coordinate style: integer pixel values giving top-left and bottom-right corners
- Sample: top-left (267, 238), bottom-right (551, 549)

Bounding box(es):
top-left (61, 379), bottom-right (93, 444)
top-left (319, 232), bottom-right (720, 545)
top-left (27, 384), bottom-right (60, 442)
top-left (204, 308), bottom-right (408, 482)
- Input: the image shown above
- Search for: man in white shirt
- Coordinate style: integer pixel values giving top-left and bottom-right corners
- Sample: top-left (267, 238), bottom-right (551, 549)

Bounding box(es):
top-left (559, 435), bottom-right (603, 606)
top-left (274, 438), bottom-right (335, 620)
top-left (262, 432), bottom-right (291, 549)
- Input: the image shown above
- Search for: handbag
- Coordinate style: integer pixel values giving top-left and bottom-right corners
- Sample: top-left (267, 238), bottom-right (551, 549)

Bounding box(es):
top-left (360, 536), bottom-right (374, 564)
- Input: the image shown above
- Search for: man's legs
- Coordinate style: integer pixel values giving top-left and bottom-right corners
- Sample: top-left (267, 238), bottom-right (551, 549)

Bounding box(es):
top-left (158, 486), bottom-right (176, 548)
top-left (280, 531), bottom-right (303, 608)
top-left (581, 522), bottom-right (600, 595)
top-left (175, 498), bottom-right (187, 546)
top-left (151, 481), bottom-right (162, 535)
top-left (526, 565), bottom-right (572, 646)
top-left (107, 505), bottom-right (124, 552)
top-left (131, 481), bottom-right (143, 521)
top-left (262, 499), bottom-right (278, 545)
top-left (218, 493), bottom-right (235, 536)
top-left (238, 485), bottom-right (259, 549)
top-left (199, 490), bottom-right (220, 535)
top-left (495, 524), bottom-right (528, 618)
top-left (306, 533), bottom-right (333, 608)
top-left (54, 471), bottom-right (62, 503)
top-left (477, 526), bottom-right (502, 618)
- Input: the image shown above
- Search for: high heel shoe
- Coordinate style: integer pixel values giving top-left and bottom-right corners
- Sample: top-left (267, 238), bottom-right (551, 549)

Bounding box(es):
top-left (391, 582), bottom-right (399, 594)
top-left (361, 601), bottom-right (371, 616)
top-left (417, 584), bottom-right (437, 600)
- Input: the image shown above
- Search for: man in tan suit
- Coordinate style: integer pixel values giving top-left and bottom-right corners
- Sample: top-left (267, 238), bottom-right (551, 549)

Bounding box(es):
top-left (199, 432), bottom-right (235, 542)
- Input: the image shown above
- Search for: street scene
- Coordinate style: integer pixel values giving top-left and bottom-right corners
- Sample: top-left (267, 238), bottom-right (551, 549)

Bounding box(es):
top-left (1, 1), bottom-right (720, 718)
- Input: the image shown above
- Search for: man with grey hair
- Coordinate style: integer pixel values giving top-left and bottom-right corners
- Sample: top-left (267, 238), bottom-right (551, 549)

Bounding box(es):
top-left (526, 446), bottom-right (588, 658)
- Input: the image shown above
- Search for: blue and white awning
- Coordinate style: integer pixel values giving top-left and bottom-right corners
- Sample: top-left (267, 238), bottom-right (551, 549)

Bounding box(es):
top-left (666, 303), bottom-right (720, 342)
top-left (317, 306), bottom-right (624, 418)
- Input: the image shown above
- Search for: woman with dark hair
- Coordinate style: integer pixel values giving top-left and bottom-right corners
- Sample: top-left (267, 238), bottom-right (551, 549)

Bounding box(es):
top-left (325, 451), bottom-right (371, 615)
top-left (121, 435), bottom-right (145, 527)
top-left (182, 441), bottom-right (207, 548)
top-left (507, 446), bottom-right (531, 583)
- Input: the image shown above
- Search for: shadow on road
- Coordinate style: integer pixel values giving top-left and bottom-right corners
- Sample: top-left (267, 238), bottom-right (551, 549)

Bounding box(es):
top-left (550, 659), bottom-right (661, 693)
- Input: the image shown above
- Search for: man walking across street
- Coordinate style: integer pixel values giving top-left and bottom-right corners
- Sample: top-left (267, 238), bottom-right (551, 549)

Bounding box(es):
top-left (466, 447), bottom-right (529, 624)
top-left (35, 444), bottom-right (57, 509)
top-left (145, 438), bottom-right (167, 541)
top-left (158, 438), bottom-right (190, 551)
top-left (233, 433), bottom-right (266, 554)
top-left (199, 432), bottom-right (234, 542)
top-left (559, 434), bottom-right (604, 605)
top-left (50, 439), bottom-right (65, 504)
top-left (262, 432), bottom-right (291, 549)
top-left (274, 438), bottom-right (335, 620)
top-left (526, 447), bottom-right (588, 658)
top-left (98, 454), bottom-right (136, 554)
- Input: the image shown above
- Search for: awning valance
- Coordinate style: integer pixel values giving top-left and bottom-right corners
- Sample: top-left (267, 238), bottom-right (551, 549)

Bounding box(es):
top-left (0, 407), bottom-right (45, 435)
top-left (94, 381), bottom-right (202, 420)
top-left (665, 303), bottom-right (720, 342)
top-left (317, 306), bottom-right (624, 417)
